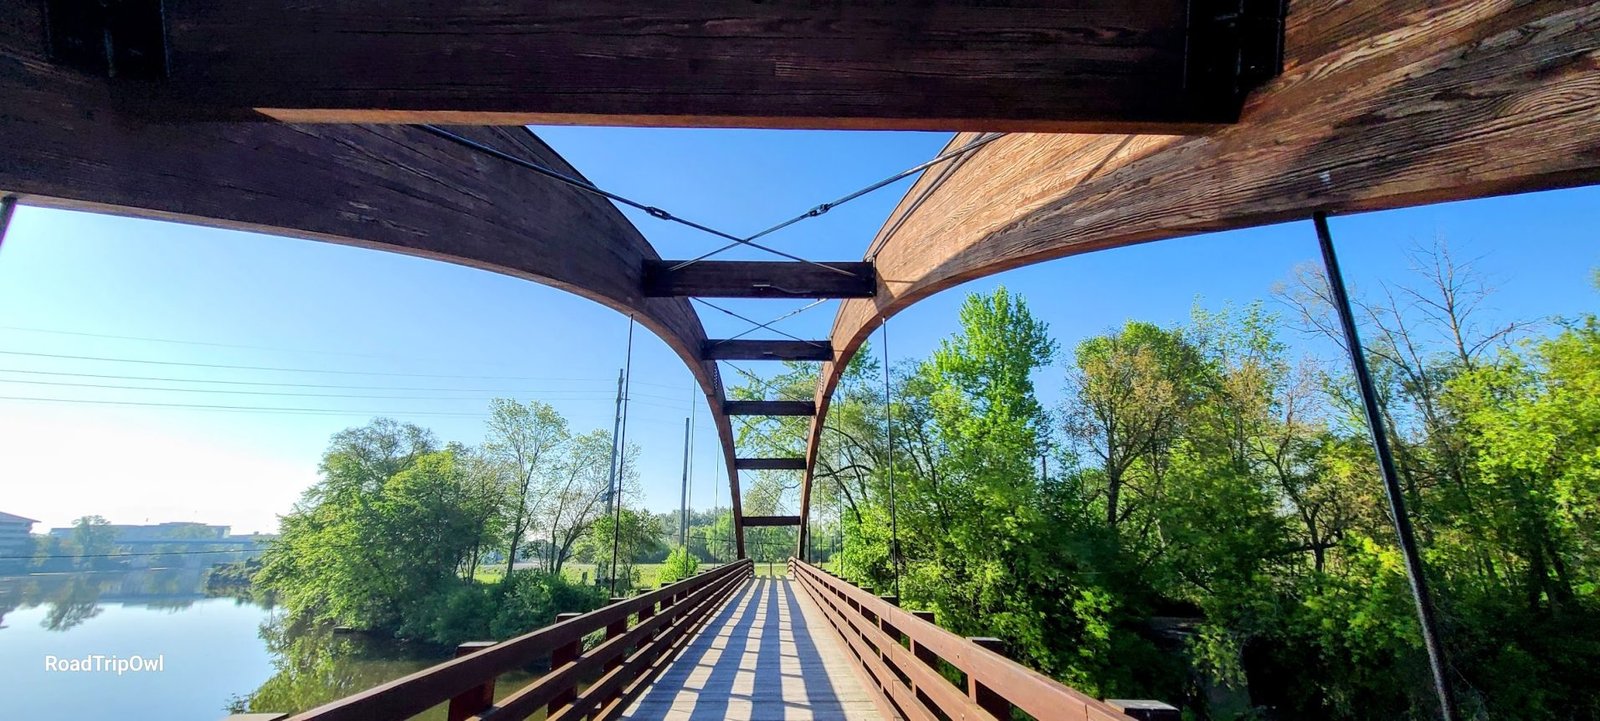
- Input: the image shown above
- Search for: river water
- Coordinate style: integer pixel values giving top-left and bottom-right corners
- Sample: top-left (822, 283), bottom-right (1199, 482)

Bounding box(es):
top-left (0, 569), bottom-right (524, 721)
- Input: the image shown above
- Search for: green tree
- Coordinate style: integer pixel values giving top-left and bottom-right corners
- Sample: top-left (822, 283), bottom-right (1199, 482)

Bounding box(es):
top-left (485, 398), bottom-right (570, 576)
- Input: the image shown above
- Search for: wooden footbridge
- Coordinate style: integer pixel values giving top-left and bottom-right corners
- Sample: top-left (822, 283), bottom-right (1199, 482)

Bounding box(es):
top-left (227, 560), bottom-right (1165, 721)
top-left (4, 2), bottom-right (1596, 719)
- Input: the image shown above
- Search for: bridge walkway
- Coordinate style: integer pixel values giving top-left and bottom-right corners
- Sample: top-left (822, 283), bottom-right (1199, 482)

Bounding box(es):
top-left (620, 577), bottom-right (883, 721)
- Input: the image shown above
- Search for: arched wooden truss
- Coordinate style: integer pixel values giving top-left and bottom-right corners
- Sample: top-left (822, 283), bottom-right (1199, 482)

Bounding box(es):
top-left (1, 1), bottom-right (1596, 559)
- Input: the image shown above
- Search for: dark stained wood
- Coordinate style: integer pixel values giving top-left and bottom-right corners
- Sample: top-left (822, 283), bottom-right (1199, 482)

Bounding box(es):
top-left (734, 458), bottom-right (807, 471)
top-left (644, 260), bottom-right (876, 299)
top-left (445, 642), bottom-right (497, 721)
top-left (703, 339), bottom-right (833, 362)
top-left (130, 1), bottom-right (1252, 132)
top-left (742, 515), bottom-right (803, 527)
top-left (263, 560), bottom-right (754, 721)
top-left (0, 1), bottom-right (773, 560)
top-left (725, 400), bottom-right (816, 417)
top-left (799, 0), bottom-right (1600, 556)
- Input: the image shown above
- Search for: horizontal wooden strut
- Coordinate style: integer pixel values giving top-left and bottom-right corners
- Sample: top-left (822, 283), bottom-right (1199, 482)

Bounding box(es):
top-left (734, 458), bottom-right (807, 471)
top-left (724, 400), bottom-right (815, 416)
top-left (80, 1), bottom-right (1285, 131)
top-left (742, 515), bottom-right (802, 527)
top-left (703, 339), bottom-right (832, 361)
top-left (644, 260), bottom-right (875, 299)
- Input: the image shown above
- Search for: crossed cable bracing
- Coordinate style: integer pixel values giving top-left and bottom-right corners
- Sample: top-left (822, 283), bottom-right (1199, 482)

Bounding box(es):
top-left (418, 125), bottom-right (1006, 344)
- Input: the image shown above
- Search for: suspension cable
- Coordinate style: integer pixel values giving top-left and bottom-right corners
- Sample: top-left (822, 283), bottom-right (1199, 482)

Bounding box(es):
top-left (670, 132), bottom-right (1008, 271)
top-left (882, 317), bottom-right (902, 599)
top-left (417, 125), bottom-right (856, 277)
top-left (691, 298), bottom-right (827, 347)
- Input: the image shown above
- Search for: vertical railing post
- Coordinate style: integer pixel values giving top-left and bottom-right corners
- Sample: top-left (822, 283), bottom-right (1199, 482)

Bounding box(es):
top-left (1106, 700), bottom-right (1182, 721)
top-left (446, 641), bottom-right (498, 721)
top-left (603, 597), bottom-right (630, 706)
top-left (909, 610), bottom-right (938, 708)
top-left (966, 637), bottom-right (1012, 720)
top-left (547, 612), bottom-right (583, 716)
top-left (638, 592), bottom-right (657, 644)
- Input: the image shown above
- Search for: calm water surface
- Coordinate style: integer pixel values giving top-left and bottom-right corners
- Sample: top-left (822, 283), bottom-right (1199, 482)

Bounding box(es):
top-left (0, 570), bottom-right (523, 721)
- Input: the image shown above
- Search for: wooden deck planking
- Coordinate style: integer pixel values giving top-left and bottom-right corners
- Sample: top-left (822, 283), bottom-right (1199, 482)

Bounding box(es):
top-left (621, 577), bottom-right (884, 720)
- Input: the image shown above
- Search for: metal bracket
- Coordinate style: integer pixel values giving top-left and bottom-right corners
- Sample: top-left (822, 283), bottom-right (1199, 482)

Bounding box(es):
top-left (1184, 0), bottom-right (1288, 120)
top-left (44, 0), bottom-right (168, 79)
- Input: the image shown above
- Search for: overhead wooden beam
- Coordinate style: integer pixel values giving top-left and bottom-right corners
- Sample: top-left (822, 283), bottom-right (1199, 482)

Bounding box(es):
top-left (644, 260), bottom-right (875, 299)
top-left (725, 401), bottom-right (815, 417)
top-left (703, 340), bottom-right (832, 362)
top-left (797, 0), bottom-right (1600, 559)
top-left (734, 458), bottom-right (807, 471)
top-left (0, 2), bottom-right (771, 561)
top-left (742, 515), bottom-right (802, 528)
top-left (62, 1), bottom-right (1284, 132)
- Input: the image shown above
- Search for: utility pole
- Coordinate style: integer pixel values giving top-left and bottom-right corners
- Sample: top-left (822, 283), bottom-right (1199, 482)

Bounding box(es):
top-left (678, 416), bottom-right (691, 548)
top-left (599, 368), bottom-right (623, 588)
top-left (609, 317), bottom-right (635, 596)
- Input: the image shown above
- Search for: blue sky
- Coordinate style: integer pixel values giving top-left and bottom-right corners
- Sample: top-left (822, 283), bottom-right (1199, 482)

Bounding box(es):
top-left (1, 127), bottom-right (1594, 534)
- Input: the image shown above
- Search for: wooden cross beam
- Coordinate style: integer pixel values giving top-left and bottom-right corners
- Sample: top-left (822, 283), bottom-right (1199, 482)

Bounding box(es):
top-left (703, 340), bottom-right (833, 362)
top-left (725, 401), bottom-right (815, 416)
top-left (734, 458), bottom-right (807, 471)
top-left (742, 515), bottom-right (803, 528)
top-left (51, 1), bottom-right (1286, 132)
top-left (644, 261), bottom-right (875, 299)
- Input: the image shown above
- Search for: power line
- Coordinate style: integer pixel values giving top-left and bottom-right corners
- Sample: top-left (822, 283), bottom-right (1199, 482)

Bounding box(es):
top-left (0, 377), bottom-right (632, 402)
top-left (0, 367), bottom-right (618, 392)
top-left (0, 348), bottom-right (687, 391)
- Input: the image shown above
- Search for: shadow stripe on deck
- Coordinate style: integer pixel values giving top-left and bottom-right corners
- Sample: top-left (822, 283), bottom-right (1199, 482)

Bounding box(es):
top-left (620, 577), bottom-right (884, 721)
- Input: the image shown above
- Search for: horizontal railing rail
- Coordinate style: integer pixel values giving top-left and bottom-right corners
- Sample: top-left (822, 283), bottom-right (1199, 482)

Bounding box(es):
top-left (233, 559), bottom-right (752, 721)
top-left (791, 558), bottom-right (1159, 721)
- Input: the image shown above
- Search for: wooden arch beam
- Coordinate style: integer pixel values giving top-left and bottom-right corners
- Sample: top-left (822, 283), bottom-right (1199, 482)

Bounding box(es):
top-left (797, 0), bottom-right (1600, 556)
top-left (0, 7), bottom-right (764, 556)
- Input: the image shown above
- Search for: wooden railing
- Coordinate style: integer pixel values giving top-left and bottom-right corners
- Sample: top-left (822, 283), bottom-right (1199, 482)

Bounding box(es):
top-left (230, 559), bottom-right (752, 721)
top-left (790, 558), bottom-right (1174, 721)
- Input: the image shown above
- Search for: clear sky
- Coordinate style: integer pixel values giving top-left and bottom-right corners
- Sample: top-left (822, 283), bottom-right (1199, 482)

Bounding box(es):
top-left (1, 127), bottom-right (1594, 534)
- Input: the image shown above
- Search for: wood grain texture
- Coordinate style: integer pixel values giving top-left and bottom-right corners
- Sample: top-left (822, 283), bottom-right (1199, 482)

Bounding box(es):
top-left (703, 340), bottom-right (833, 362)
top-left (0, 3), bottom-right (772, 556)
top-left (144, 0), bottom-right (1207, 132)
top-left (645, 260), bottom-right (876, 299)
top-left (798, 0), bottom-right (1600, 556)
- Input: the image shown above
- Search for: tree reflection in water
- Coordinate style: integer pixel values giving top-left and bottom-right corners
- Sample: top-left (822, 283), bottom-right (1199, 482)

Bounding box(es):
top-left (41, 575), bottom-right (104, 631)
top-left (229, 616), bottom-right (541, 719)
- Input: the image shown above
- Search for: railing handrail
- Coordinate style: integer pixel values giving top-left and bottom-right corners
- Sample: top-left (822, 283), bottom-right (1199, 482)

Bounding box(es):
top-left (283, 559), bottom-right (753, 721)
top-left (791, 558), bottom-right (1137, 721)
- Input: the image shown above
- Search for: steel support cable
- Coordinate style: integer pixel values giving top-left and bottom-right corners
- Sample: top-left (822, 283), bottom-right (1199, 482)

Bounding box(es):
top-left (691, 298), bottom-right (827, 347)
top-left (0, 195), bottom-right (17, 251)
top-left (1314, 213), bottom-right (1458, 721)
top-left (670, 132), bottom-right (1009, 271)
top-left (882, 317), bottom-right (902, 599)
top-left (418, 125), bottom-right (854, 277)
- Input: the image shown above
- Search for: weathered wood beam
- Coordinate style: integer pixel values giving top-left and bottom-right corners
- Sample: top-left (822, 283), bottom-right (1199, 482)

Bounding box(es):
top-left (703, 339), bottom-right (833, 362)
top-left (644, 260), bottom-right (875, 299)
top-left (742, 515), bottom-right (802, 528)
top-left (734, 458), bottom-right (807, 471)
top-left (725, 401), bottom-right (815, 417)
top-left (0, 3), bottom-right (765, 561)
top-left (65, 1), bottom-right (1284, 132)
top-left (797, 0), bottom-right (1600, 559)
